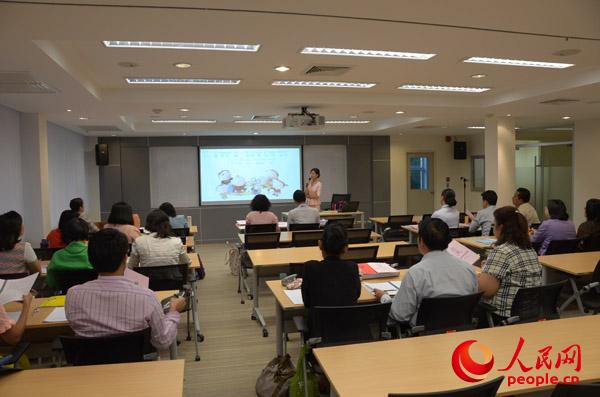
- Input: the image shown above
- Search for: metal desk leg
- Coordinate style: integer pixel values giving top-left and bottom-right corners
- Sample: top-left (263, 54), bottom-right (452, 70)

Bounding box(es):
top-left (275, 302), bottom-right (284, 356)
top-left (251, 266), bottom-right (269, 337)
top-left (189, 277), bottom-right (203, 361)
top-left (360, 212), bottom-right (365, 228)
top-left (559, 277), bottom-right (585, 314)
top-left (169, 340), bottom-right (178, 360)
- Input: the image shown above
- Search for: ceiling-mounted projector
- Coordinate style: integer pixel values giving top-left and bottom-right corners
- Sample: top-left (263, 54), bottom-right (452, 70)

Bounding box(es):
top-left (283, 106), bottom-right (325, 128)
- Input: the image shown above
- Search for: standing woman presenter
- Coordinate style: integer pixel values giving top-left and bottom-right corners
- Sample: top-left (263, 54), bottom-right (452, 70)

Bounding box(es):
top-left (305, 168), bottom-right (322, 210)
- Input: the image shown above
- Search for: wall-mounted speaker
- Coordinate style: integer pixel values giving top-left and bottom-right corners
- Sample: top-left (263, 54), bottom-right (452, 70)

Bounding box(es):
top-left (95, 143), bottom-right (109, 166)
top-left (453, 141), bottom-right (467, 160)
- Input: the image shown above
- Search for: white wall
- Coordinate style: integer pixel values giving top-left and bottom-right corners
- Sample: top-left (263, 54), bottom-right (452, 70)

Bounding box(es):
top-left (390, 133), bottom-right (484, 215)
top-left (0, 105), bottom-right (24, 214)
top-left (47, 123), bottom-right (100, 226)
top-left (573, 119), bottom-right (600, 225)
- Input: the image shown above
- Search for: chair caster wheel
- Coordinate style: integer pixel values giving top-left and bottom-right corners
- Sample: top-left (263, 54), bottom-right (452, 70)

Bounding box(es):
top-left (197, 334), bottom-right (205, 342)
top-left (263, 329), bottom-right (269, 337)
top-left (240, 300), bottom-right (245, 304)
top-left (248, 295), bottom-right (254, 300)
top-left (195, 356), bottom-right (200, 362)
top-left (186, 336), bottom-right (191, 341)
top-left (251, 315), bottom-right (257, 320)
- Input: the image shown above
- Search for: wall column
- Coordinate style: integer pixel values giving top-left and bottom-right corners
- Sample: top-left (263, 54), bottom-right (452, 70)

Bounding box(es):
top-left (573, 119), bottom-right (600, 226)
top-left (484, 117), bottom-right (516, 207)
top-left (19, 113), bottom-right (51, 243)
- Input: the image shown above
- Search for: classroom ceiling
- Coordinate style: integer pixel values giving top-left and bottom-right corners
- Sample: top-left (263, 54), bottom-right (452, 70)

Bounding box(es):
top-left (0, 0), bottom-right (599, 137)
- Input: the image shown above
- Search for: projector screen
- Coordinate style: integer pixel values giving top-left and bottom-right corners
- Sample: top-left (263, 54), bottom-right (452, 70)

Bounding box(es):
top-left (199, 147), bottom-right (302, 205)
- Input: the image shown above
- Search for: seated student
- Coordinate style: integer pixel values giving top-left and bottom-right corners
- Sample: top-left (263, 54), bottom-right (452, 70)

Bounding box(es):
top-left (531, 199), bottom-right (576, 255)
top-left (159, 202), bottom-right (188, 230)
top-left (431, 188), bottom-right (459, 228)
top-left (128, 210), bottom-right (191, 268)
top-left (47, 209), bottom-right (79, 249)
top-left (65, 229), bottom-right (186, 351)
top-left (374, 218), bottom-right (477, 325)
top-left (512, 187), bottom-right (540, 226)
top-left (0, 211), bottom-right (41, 275)
top-left (103, 201), bottom-right (141, 243)
top-left (466, 190), bottom-right (497, 236)
top-left (287, 190), bottom-right (320, 225)
top-left (479, 206), bottom-right (542, 322)
top-left (245, 194), bottom-right (279, 231)
top-left (0, 293), bottom-right (33, 345)
top-left (301, 223), bottom-right (361, 308)
top-left (577, 198), bottom-right (600, 240)
top-left (46, 218), bottom-right (93, 289)
top-left (70, 197), bottom-right (99, 233)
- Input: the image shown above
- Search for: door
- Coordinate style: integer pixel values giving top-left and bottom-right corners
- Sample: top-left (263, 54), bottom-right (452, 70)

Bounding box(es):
top-left (407, 153), bottom-right (435, 215)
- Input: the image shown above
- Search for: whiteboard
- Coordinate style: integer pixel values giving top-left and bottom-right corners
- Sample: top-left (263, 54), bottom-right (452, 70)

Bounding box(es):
top-left (303, 145), bottom-right (348, 205)
top-left (149, 147), bottom-right (199, 208)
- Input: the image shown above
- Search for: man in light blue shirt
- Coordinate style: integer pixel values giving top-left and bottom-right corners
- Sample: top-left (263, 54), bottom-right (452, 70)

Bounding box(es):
top-left (466, 190), bottom-right (497, 236)
top-left (374, 218), bottom-right (478, 326)
top-left (288, 190), bottom-right (320, 225)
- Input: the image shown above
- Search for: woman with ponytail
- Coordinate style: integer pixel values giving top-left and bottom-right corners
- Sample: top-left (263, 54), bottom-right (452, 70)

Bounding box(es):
top-left (432, 188), bottom-right (459, 228)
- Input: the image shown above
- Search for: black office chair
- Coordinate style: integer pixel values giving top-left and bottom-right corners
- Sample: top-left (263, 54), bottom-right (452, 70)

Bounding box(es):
top-left (391, 244), bottom-right (422, 269)
top-left (571, 260), bottom-right (600, 314)
top-left (544, 239), bottom-right (581, 255)
top-left (346, 228), bottom-right (372, 244)
top-left (531, 222), bottom-right (541, 230)
top-left (291, 230), bottom-right (322, 247)
top-left (388, 376), bottom-right (504, 397)
top-left (326, 217), bottom-right (355, 229)
top-left (0, 341), bottom-right (31, 372)
top-left (387, 215), bottom-right (414, 229)
top-left (421, 214), bottom-right (432, 221)
top-left (239, 232), bottom-right (281, 304)
top-left (382, 215), bottom-right (413, 242)
top-left (33, 247), bottom-right (60, 260)
top-left (53, 269), bottom-right (98, 293)
top-left (133, 263), bottom-right (188, 291)
top-left (289, 263), bottom-right (306, 279)
top-left (245, 223), bottom-right (277, 234)
top-left (172, 227), bottom-right (190, 245)
top-left (0, 272), bottom-right (31, 280)
top-left (551, 383), bottom-right (600, 397)
top-left (60, 328), bottom-right (152, 366)
top-left (288, 223), bottom-right (320, 231)
top-left (341, 246), bottom-right (379, 263)
top-left (580, 232), bottom-right (600, 252)
top-left (449, 228), bottom-right (469, 238)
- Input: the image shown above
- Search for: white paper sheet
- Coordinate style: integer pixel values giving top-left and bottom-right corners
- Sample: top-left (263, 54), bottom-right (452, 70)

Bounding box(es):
top-left (446, 240), bottom-right (480, 266)
top-left (0, 273), bottom-right (38, 305)
top-left (6, 311), bottom-right (21, 322)
top-left (43, 307), bottom-right (67, 323)
top-left (283, 289), bottom-right (304, 305)
top-left (364, 281), bottom-right (402, 296)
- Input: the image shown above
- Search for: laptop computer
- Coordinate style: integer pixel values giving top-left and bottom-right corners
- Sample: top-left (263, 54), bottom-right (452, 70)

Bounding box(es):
top-left (339, 201), bottom-right (360, 212)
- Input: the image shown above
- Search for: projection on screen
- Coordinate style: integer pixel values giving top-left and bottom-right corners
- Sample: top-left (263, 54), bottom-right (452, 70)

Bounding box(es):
top-left (199, 147), bottom-right (302, 205)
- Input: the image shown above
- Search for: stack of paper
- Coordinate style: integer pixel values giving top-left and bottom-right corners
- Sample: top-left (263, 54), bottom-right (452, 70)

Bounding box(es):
top-left (446, 240), bottom-right (481, 266)
top-left (0, 273), bottom-right (38, 305)
top-left (43, 307), bottom-right (67, 323)
top-left (364, 281), bottom-right (402, 296)
top-left (358, 262), bottom-right (400, 279)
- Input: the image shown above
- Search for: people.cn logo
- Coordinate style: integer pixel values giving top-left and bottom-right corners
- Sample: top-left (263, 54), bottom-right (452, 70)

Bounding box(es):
top-left (452, 340), bottom-right (495, 383)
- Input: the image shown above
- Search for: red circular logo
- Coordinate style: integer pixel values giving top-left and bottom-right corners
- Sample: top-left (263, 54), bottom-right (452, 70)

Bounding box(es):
top-left (452, 340), bottom-right (495, 382)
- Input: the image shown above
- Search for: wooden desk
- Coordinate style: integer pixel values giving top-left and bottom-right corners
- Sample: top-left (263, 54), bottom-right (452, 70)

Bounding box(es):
top-left (369, 216), bottom-right (420, 234)
top-left (236, 221), bottom-right (289, 231)
top-left (314, 316), bottom-right (600, 397)
top-left (402, 223), bottom-right (470, 243)
top-left (0, 360), bottom-right (185, 397)
top-left (281, 210), bottom-right (366, 228)
top-left (539, 251), bottom-right (600, 313)
top-left (189, 225), bottom-right (198, 234)
top-left (455, 236), bottom-right (496, 251)
top-left (237, 231), bottom-right (381, 244)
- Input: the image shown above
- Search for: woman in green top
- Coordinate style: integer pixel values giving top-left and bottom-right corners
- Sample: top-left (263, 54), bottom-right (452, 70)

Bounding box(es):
top-left (46, 218), bottom-right (93, 289)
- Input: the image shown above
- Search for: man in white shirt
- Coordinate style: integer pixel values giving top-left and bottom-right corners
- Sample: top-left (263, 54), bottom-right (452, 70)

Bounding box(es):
top-left (287, 190), bottom-right (320, 225)
top-left (466, 190), bottom-right (497, 236)
top-left (512, 187), bottom-right (540, 226)
top-left (374, 218), bottom-right (478, 326)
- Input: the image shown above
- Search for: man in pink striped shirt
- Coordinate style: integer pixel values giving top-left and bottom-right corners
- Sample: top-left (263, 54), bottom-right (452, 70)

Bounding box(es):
top-left (65, 229), bottom-right (186, 351)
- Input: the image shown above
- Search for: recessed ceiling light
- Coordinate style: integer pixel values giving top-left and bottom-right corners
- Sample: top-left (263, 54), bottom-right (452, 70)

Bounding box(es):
top-left (301, 47), bottom-right (436, 60)
top-left (234, 120), bottom-right (282, 124)
top-left (467, 126), bottom-right (485, 129)
top-left (66, 109), bottom-right (72, 112)
top-left (274, 66), bottom-right (290, 72)
top-left (103, 41), bottom-right (260, 52)
top-left (395, 111), bottom-right (405, 114)
top-left (174, 62), bottom-right (192, 68)
top-left (151, 119), bottom-right (216, 123)
top-left (562, 116), bottom-right (572, 120)
top-left (463, 57), bottom-right (574, 69)
top-left (326, 120), bottom-right (370, 124)
top-left (398, 84), bottom-right (490, 93)
top-left (179, 108), bottom-right (190, 112)
top-left (126, 78), bottom-right (240, 85)
top-left (111, 134), bottom-right (117, 137)
top-left (506, 114), bottom-right (512, 117)
top-left (253, 132), bottom-right (259, 135)
top-left (79, 117), bottom-right (88, 120)
top-left (272, 80), bottom-right (376, 88)
top-left (546, 127), bottom-right (574, 131)
top-left (471, 74), bottom-right (487, 79)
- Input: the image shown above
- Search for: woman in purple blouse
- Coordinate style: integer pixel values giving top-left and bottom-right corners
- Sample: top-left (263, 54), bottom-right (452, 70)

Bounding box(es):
top-left (530, 199), bottom-right (576, 255)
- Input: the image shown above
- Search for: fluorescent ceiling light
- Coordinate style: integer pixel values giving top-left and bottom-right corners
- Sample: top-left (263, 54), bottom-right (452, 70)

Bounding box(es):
top-left (174, 63), bottom-right (192, 69)
top-left (79, 117), bottom-right (88, 120)
top-left (562, 116), bottom-right (572, 120)
top-left (395, 111), bottom-right (405, 114)
top-left (274, 66), bottom-right (290, 72)
top-left (467, 126), bottom-right (485, 129)
top-left (234, 120), bottom-right (282, 124)
top-left (126, 78), bottom-right (240, 85)
top-left (103, 41), bottom-right (260, 52)
top-left (546, 127), bottom-right (573, 131)
top-left (151, 119), bottom-right (216, 123)
top-left (471, 74), bottom-right (487, 79)
top-left (398, 84), bottom-right (490, 93)
top-left (301, 47), bottom-right (435, 60)
top-left (464, 57), bottom-right (573, 69)
top-left (326, 120), bottom-right (370, 124)
top-left (272, 80), bottom-right (375, 88)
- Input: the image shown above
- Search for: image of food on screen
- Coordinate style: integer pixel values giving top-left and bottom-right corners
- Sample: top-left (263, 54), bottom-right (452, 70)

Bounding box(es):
top-left (216, 169), bottom-right (235, 197)
top-left (232, 175), bottom-right (247, 193)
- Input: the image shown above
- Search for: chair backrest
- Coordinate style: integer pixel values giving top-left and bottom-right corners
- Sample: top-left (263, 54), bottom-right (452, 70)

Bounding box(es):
top-left (0, 272), bottom-right (31, 280)
top-left (592, 260), bottom-right (600, 283)
top-left (421, 214), bottom-right (432, 221)
top-left (581, 232), bottom-right (600, 252)
top-left (459, 212), bottom-right (466, 223)
top-left (340, 246), bottom-right (379, 263)
top-left (310, 302), bottom-right (391, 346)
top-left (509, 280), bottom-right (567, 322)
top-left (288, 223), bottom-right (320, 231)
top-left (326, 217), bottom-right (355, 229)
top-left (382, 228), bottom-right (409, 242)
top-left (550, 382), bottom-right (600, 397)
top-left (387, 215), bottom-right (414, 229)
top-left (132, 263), bottom-right (189, 291)
top-left (392, 244), bottom-right (422, 269)
top-left (291, 230), bottom-right (323, 247)
top-left (60, 328), bottom-right (151, 366)
top-left (346, 228), bottom-right (372, 244)
top-left (289, 262), bottom-right (305, 278)
top-left (245, 223), bottom-right (277, 234)
top-left (449, 228), bottom-right (469, 238)
top-left (388, 376), bottom-right (504, 397)
top-left (171, 227), bottom-right (190, 238)
top-left (33, 247), bottom-right (61, 260)
top-left (545, 239), bottom-right (581, 255)
top-left (244, 232), bottom-right (281, 250)
top-left (415, 292), bottom-right (484, 335)
top-left (531, 222), bottom-right (541, 230)
top-left (54, 269), bottom-right (98, 293)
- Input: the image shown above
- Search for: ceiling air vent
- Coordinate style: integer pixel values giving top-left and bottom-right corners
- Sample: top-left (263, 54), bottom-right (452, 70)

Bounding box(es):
top-left (251, 115), bottom-right (280, 121)
top-left (539, 98), bottom-right (580, 105)
top-left (78, 125), bottom-right (122, 132)
top-left (0, 72), bottom-right (57, 94)
top-left (305, 65), bottom-right (351, 76)
top-left (413, 125), bottom-right (441, 129)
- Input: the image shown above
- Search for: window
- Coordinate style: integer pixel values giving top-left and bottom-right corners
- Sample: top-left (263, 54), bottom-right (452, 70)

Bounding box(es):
top-left (471, 155), bottom-right (485, 192)
top-left (409, 156), bottom-right (429, 190)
